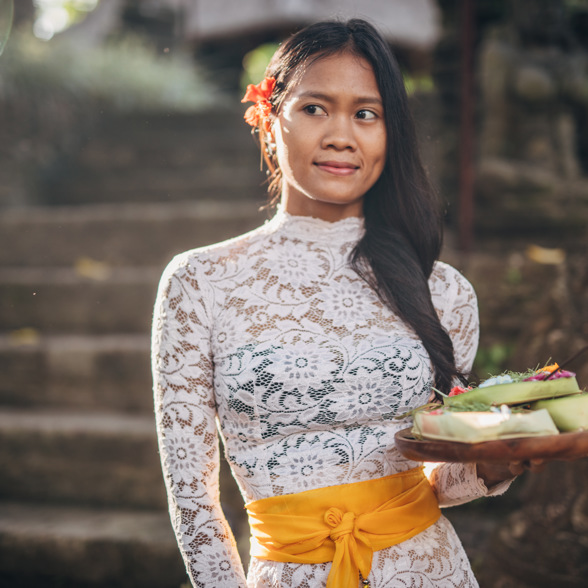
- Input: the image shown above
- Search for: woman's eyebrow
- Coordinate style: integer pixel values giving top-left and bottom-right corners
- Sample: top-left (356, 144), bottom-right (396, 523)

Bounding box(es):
top-left (296, 91), bottom-right (382, 105)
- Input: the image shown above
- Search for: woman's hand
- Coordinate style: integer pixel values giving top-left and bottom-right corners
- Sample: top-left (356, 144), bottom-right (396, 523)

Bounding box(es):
top-left (476, 459), bottom-right (546, 488)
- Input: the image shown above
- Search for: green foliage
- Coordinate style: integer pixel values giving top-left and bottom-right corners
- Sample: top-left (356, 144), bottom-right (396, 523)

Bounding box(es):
top-left (474, 343), bottom-right (514, 381)
top-left (403, 73), bottom-right (435, 96)
top-left (241, 42), bottom-right (280, 93)
top-left (35, 0), bottom-right (99, 30)
top-left (505, 266), bottom-right (522, 285)
top-left (0, 29), bottom-right (222, 112)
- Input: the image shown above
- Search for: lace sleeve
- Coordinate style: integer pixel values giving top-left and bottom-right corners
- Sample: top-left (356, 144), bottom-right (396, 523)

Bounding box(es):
top-left (152, 254), bottom-right (247, 587)
top-left (428, 462), bottom-right (513, 507)
top-left (431, 262), bottom-right (479, 374)
top-left (427, 263), bottom-right (513, 506)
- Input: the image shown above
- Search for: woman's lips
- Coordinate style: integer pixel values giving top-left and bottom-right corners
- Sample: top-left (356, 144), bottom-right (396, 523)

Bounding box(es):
top-left (314, 161), bottom-right (359, 176)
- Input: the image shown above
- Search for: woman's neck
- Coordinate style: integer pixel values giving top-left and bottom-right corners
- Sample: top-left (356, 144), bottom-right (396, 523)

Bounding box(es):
top-left (281, 192), bottom-right (364, 223)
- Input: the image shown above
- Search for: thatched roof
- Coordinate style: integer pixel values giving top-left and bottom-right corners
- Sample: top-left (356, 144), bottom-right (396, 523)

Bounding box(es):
top-left (178, 0), bottom-right (440, 49)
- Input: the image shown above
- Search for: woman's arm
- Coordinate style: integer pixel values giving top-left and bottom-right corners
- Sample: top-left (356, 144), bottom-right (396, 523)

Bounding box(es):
top-left (152, 254), bottom-right (247, 588)
top-left (427, 263), bottom-right (517, 506)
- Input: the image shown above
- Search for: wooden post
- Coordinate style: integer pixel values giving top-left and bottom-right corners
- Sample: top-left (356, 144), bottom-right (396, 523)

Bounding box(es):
top-left (458, 0), bottom-right (475, 253)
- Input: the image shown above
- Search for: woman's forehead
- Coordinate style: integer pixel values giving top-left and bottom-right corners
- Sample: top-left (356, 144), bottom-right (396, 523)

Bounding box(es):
top-left (284, 52), bottom-right (380, 101)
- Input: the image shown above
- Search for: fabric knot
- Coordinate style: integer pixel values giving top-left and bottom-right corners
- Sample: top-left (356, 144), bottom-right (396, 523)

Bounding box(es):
top-left (324, 507), bottom-right (356, 542)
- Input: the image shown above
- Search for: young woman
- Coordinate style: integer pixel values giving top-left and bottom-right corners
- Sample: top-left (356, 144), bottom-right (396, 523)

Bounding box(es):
top-left (152, 18), bottom-right (527, 588)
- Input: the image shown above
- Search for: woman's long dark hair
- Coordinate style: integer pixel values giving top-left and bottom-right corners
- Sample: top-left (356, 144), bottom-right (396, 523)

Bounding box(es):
top-left (258, 19), bottom-right (462, 394)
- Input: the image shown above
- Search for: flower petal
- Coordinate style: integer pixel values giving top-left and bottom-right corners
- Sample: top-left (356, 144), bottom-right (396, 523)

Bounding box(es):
top-left (243, 105), bottom-right (260, 127)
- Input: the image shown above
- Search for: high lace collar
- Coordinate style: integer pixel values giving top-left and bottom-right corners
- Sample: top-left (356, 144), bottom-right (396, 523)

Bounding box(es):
top-left (265, 205), bottom-right (365, 245)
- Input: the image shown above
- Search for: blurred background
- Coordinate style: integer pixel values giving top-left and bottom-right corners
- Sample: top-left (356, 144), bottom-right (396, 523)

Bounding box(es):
top-left (0, 1), bottom-right (587, 587)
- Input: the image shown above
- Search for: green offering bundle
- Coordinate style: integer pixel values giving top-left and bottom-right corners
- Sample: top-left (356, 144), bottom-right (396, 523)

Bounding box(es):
top-left (409, 365), bottom-right (587, 443)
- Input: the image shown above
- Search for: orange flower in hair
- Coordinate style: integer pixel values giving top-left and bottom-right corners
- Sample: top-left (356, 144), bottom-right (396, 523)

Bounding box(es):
top-left (241, 77), bottom-right (276, 132)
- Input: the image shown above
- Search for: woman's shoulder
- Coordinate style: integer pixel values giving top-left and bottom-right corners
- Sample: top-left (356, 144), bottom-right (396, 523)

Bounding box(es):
top-left (160, 221), bottom-right (271, 280)
top-left (429, 260), bottom-right (477, 307)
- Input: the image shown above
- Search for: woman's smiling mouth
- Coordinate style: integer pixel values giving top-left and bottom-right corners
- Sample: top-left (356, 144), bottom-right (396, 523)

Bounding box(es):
top-left (314, 161), bottom-right (360, 176)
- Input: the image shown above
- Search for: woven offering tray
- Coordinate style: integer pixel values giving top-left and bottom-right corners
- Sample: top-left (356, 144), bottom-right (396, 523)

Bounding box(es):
top-left (394, 427), bottom-right (588, 463)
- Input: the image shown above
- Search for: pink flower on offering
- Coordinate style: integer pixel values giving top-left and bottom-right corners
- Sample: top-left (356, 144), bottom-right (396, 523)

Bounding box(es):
top-left (524, 369), bottom-right (576, 381)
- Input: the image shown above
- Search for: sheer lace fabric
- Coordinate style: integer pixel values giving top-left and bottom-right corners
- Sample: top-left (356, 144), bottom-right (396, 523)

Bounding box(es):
top-left (152, 209), bottom-right (506, 588)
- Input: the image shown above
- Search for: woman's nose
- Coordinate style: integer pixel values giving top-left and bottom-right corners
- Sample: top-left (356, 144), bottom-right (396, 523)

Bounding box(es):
top-left (321, 116), bottom-right (357, 151)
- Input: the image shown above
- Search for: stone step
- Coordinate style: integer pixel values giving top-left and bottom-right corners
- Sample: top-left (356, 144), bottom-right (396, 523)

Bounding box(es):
top-left (76, 125), bottom-right (257, 170)
top-left (0, 501), bottom-right (186, 588)
top-left (76, 141), bottom-right (258, 171)
top-left (79, 121), bottom-right (255, 148)
top-left (53, 166), bottom-right (265, 205)
top-left (0, 200), bottom-right (266, 267)
top-left (45, 110), bottom-right (267, 205)
top-left (89, 110), bottom-right (252, 137)
top-left (0, 334), bottom-right (152, 413)
top-left (0, 266), bottom-right (159, 334)
top-left (0, 409), bottom-right (166, 509)
top-left (49, 110), bottom-right (261, 192)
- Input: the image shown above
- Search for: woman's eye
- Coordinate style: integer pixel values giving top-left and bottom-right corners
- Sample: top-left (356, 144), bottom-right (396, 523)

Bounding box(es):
top-left (303, 104), bottom-right (326, 115)
top-left (356, 109), bottom-right (377, 120)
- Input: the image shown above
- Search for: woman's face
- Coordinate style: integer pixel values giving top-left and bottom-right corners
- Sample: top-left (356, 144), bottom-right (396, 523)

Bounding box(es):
top-left (273, 51), bottom-right (387, 221)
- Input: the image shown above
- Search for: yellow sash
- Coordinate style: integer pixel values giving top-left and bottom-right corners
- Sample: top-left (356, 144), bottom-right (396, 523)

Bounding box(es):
top-left (246, 467), bottom-right (441, 588)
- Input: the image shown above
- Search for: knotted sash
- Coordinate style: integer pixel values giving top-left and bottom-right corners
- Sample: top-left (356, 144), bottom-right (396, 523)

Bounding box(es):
top-left (246, 467), bottom-right (441, 588)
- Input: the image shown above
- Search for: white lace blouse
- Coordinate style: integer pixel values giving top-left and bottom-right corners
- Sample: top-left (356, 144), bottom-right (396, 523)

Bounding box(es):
top-left (152, 209), bottom-right (509, 588)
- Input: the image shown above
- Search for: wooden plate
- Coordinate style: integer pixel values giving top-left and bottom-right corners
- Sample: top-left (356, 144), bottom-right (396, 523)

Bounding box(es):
top-left (394, 427), bottom-right (588, 463)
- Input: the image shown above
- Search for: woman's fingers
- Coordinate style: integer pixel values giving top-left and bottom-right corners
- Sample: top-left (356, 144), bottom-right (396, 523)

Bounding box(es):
top-left (528, 458), bottom-right (546, 472)
top-left (508, 461), bottom-right (525, 476)
top-left (477, 458), bottom-right (549, 487)
top-left (508, 459), bottom-right (546, 476)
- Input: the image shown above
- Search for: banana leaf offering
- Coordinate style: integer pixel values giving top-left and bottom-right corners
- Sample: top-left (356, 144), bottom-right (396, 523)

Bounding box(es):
top-left (409, 364), bottom-right (587, 443)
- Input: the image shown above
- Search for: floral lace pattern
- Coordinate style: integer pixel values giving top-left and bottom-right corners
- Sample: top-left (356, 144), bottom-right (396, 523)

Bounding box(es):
top-left (152, 209), bottom-right (502, 588)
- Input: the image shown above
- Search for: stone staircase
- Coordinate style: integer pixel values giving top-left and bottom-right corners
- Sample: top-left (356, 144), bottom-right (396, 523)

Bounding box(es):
top-left (0, 111), bottom-right (266, 587)
top-left (44, 112), bottom-right (266, 206)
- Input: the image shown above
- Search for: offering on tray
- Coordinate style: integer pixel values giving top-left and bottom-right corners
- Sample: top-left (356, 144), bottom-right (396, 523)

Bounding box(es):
top-left (412, 407), bottom-right (559, 443)
top-left (531, 393), bottom-right (588, 432)
top-left (406, 364), bottom-right (586, 444)
top-left (443, 365), bottom-right (580, 408)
